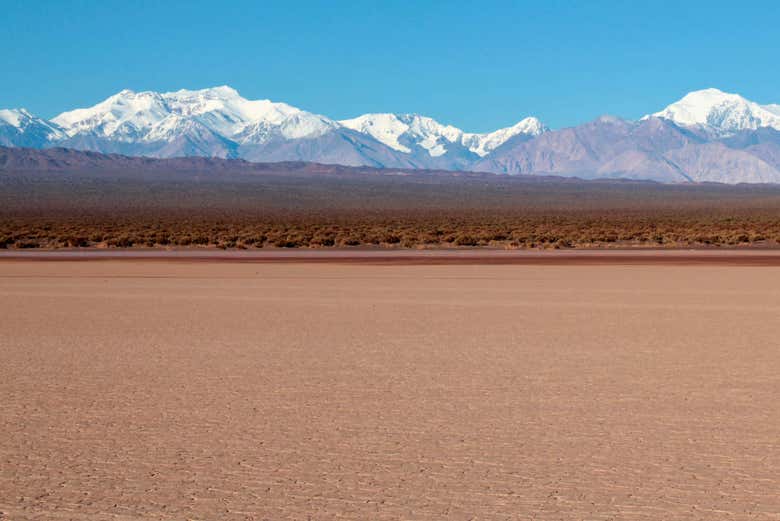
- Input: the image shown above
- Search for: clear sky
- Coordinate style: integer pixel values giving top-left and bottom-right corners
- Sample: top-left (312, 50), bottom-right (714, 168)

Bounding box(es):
top-left (2, 0), bottom-right (779, 131)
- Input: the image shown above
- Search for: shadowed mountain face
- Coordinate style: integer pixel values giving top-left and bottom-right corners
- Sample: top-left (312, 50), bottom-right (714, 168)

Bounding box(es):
top-left (3, 87), bottom-right (780, 183)
top-left (718, 128), bottom-right (780, 171)
top-left (474, 117), bottom-right (780, 184)
top-left (56, 125), bottom-right (241, 160)
top-left (237, 129), bottom-right (420, 168)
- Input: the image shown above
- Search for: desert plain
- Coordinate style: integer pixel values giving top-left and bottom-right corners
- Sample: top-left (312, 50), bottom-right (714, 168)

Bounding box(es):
top-left (2, 256), bottom-right (780, 520)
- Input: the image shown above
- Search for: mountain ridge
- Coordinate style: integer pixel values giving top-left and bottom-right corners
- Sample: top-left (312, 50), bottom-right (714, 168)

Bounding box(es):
top-left (39, 86), bottom-right (543, 169)
top-left (3, 87), bottom-right (780, 183)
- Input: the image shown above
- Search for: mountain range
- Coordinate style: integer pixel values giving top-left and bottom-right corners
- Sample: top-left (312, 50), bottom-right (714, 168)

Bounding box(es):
top-left (3, 87), bottom-right (780, 183)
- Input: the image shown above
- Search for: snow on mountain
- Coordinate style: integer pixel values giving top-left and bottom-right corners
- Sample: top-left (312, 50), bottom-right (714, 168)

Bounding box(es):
top-left (473, 114), bottom-right (780, 184)
top-left (143, 114), bottom-right (236, 152)
top-left (37, 86), bottom-right (547, 163)
top-left (338, 114), bottom-right (460, 156)
top-left (338, 113), bottom-right (545, 158)
top-left (52, 86), bottom-right (336, 147)
top-left (461, 117), bottom-right (547, 157)
top-left (1, 108), bottom-right (30, 128)
top-left (0, 108), bottom-right (65, 147)
top-left (648, 88), bottom-right (780, 136)
top-left (764, 104), bottom-right (780, 117)
top-left (0, 108), bottom-right (64, 138)
top-left (233, 111), bottom-right (336, 145)
top-left (144, 115), bottom-right (239, 159)
top-left (163, 86), bottom-right (334, 142)
top-left (6, 85), bottom-right (780, 184)
top-left (52, 90), bottom-right (169, 140)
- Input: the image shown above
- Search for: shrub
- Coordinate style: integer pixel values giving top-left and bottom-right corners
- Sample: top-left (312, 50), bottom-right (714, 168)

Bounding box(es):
top-left (454, 235), bottom-right (478, 246)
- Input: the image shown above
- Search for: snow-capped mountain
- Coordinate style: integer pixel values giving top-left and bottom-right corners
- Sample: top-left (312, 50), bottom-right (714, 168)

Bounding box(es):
top-left (648, 88), bottom-right (780, 136)
top-left (339, 113), bottom-right (457, 156)
top-left (461, 117), bottom-right (547, 157)
top-left (164, 86), bottom-right (337, 143)
top-left (338, 113), bottom-right (545, 158)
top-left (42, 86), bottom-right (548, 168)
top-left (4, 86), bottom-right (780, 183)
top-left (52, 86), bottom-right (335, 147)
top-left (474, 114), bottom-right (780, 184)
top-left (0, 108), bottom-right (65, 147)
top-left (53, 90), bottom-right (169, 141)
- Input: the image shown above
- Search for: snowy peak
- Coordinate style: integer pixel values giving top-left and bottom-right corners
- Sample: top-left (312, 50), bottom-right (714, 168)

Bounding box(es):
top-left (7, 85), bottom-right (780, 184)
top-left (0, 108), bottom-right (65, 146)
top-left (649, 88), bottom-right (780, 135)
top-left (338, 113), bottom-right (463, 156)
top-left (53, 89), bottom-right (169, 140)
top-left (144, 114), bottom-right (218, 142)
top-left (338, 113), bottom-right (415, 153)
top-left (0, 108), bottom-right (63, 136)
top-left (161, 86), bottom-right (327, 139)
top-left (52, 86), bottom-right (337, 144)
top-left (339, 113), bottom-right (546, 158)
top-left (9, 86), bottom-right (546, 161)
top-left (462, 117), bottom-right (547, 157)
top-left (0, 108), bottom-right (34, 128)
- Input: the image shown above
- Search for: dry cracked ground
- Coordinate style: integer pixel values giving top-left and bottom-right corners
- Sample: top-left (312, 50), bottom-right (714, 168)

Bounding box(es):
top-left (1, 260), bottom-right (780, 520)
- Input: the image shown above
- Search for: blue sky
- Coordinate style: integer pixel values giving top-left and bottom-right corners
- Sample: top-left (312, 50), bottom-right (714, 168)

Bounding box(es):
top-left (2, 0), bottom-right (779, 131)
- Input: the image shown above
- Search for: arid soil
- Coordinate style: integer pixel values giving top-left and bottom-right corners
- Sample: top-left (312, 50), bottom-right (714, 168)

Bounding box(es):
top-left (2, 259), bottom-right (780, 520)
top-left (6, 172), bottom-right (780, 250)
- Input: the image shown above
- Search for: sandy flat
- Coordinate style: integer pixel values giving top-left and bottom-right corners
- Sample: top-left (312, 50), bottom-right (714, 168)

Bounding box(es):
top-left (6, 248), bottom-right (780, 265)
top-left (2, 260), bottom-right (780, 520)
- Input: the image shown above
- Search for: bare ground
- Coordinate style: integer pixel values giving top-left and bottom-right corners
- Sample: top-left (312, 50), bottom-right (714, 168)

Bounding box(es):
top-left (2, 260), bottom-right (780, 520)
